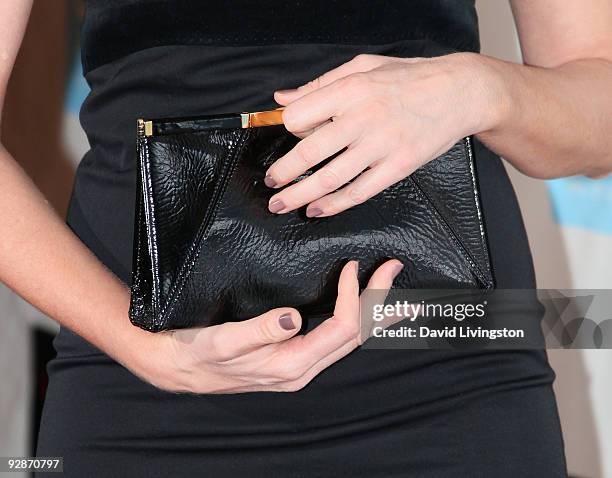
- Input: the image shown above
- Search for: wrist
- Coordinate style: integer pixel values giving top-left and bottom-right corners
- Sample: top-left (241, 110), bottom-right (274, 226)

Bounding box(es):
top-left (448, 52), bottom-right (514, 136)
top-left (121, 329), bottom-right (177, 388)
top-left (92, 301), bottom-right (173, 387)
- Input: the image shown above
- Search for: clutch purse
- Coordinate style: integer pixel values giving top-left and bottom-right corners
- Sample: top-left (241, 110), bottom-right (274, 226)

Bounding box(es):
top-left (129, 107), bottom-right (494, 332)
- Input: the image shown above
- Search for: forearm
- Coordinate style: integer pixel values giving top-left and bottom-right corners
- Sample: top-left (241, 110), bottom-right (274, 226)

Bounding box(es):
top-left (472, 53), bottom-right (612, 179)
top-left (0, 145), bottom-right (155, 369)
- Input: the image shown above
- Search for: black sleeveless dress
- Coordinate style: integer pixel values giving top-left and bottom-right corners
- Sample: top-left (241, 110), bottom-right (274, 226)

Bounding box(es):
top-left (36, 1), bottom-right (568, 476)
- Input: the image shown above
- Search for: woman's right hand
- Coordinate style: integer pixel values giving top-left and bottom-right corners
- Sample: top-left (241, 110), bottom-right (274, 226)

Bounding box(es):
top-left (137, 259), bottom-right (403, 394)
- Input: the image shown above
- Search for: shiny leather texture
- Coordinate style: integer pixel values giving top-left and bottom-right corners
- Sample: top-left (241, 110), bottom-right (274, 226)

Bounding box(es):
top-left (129, 122), bottom-right (494, 332)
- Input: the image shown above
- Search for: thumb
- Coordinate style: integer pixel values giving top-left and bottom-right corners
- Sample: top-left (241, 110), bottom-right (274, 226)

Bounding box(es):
top-left (206, 308), bottom-right (303, 359)
top-left (247, 307), bottom-right (303, 346)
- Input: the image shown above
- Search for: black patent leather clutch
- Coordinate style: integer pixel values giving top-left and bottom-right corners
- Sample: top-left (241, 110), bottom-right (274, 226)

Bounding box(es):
top-left (129, 108), bottom-right (494, 332)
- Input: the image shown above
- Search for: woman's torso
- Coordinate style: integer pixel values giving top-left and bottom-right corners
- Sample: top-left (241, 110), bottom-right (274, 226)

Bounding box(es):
top-left (37, 2), bottom-right (566, 476)
top-left (80, 0), bottom-right (481, 75)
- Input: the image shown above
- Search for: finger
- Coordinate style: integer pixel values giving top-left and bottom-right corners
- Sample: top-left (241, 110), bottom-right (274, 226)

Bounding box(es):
top-left (223, 259), bottom-right (403, 393)
top-left (309, 259), bottom-right (403, 354)
top-left (192, 307), bottom-right (303, 362)
top-left (304, 161), bottom-right (403, 217)
top-left (264, 117), bottom-right (359, 189)
top-left (280, 259), bottom-right (404, 391)
top-left (268, 141), bottom-right (383, 215)
top-left (361, 259), bottom-right (405, 342)
top-left (277, 258), bottom-right (402, 369)
top-left (366, 259), bottom-right (404, 290)
top-left (273, 260), bottom-right (361, 370)
top-left (274, 54), bottom-right (395, 104)
top-left (292, 119), bottom-right (332, 139)
top-left (279, 73), bottom-right (374, 137)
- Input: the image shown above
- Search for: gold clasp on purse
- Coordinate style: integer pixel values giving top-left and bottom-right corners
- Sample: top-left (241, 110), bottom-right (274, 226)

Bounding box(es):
top-left (241, 107), bottom-right (285, 128)
top-left (138, 107), bottom-right (286, 138)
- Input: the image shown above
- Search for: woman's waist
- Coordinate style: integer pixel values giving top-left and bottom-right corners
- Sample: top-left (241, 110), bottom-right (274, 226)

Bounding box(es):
top-left (78, 40), bottom-right (461, 174)
top-left (82, 40), bottom-right (462, 117)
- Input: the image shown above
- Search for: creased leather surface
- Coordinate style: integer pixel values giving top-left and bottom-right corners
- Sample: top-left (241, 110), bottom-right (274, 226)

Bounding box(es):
top-left (130, 125), bottom-right (494, 331)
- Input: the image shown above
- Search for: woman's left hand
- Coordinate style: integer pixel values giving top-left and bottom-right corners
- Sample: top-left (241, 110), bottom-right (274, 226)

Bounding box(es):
top-left (265, 52), bottom-right (505, 217)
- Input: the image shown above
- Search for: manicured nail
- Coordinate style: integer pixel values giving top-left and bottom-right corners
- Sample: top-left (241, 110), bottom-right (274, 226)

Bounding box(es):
top-left (306, 207), bottom-right (323, 218)
top-left (264, 175), bottom-right (277, 188)
top-left (392, 263), bottom-right (404, 278)
top-left (279, 313), bottom-right (296, 330)
top-left (275, 88), bottom-right (298, 95)
top-left (269, 199), bottom-right (286, 213)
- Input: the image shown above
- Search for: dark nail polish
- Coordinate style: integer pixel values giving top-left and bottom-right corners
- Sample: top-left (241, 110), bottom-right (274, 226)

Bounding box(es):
top-left (269, 199), bottom-right (286, 213)
top-left (264, 175), bottom-right (277, 188)
top-left (306, 207), bottom-right (323, 218)
top-left (279, 313), bottom-right (296, 330)
top-left (392, 263), bottom-right (404, 277)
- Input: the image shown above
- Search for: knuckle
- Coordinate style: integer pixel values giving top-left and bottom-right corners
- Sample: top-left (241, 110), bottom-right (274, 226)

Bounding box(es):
top-left (303, 76), bottom-right (322, 91)
top-left (318, 168), bottom-right (341, 191)
top-left (343, 320), bottom-right (361, 338)
top-left (211, 339), bottom-right (234, 363)
top-left (207, 333), bottom-right (234, 362)
top-left (346, 184), bottom-right (369, 205)
top-left (256, 318), bottom-right (279, 343)
top-left (295, 140), bottom-right (320, 167)
top-left (282, 105), bottom-right (300, 131)
top-left (352, 53), bottom-right (373, 66)
top-left (398, 161), bottom-right (414, 177)
top-left (392, 153), bottom-right (414, 176)
top-left (331, 316), bottom-right (359, 338)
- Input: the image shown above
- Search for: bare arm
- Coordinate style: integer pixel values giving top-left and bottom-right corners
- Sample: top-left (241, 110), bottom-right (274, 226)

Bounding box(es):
top-left (477, 0), bottom-right (612, 178)
top-left (0, 0), bottom-right (156, 374)
top-left (0, 0), bottom-right (401, 393)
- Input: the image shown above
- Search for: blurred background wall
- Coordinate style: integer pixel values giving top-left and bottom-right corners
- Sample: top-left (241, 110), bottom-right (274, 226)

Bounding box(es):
top-left (0, 1), bottom-right (610, 477)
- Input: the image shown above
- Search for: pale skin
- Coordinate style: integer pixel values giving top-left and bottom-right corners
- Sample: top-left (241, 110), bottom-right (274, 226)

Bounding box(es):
top-left (0, 1), bottom-right (611, 394)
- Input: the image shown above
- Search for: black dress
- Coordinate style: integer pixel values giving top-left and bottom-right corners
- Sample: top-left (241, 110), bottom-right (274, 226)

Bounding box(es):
top-left (36, 1), bottom-right (568, 476)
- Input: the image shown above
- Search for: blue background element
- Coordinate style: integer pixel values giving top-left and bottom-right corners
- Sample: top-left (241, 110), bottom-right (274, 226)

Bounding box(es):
top-left (64, 56), bottom-right (90, 115)
top-left (547, 176), bottom-right (612, 235)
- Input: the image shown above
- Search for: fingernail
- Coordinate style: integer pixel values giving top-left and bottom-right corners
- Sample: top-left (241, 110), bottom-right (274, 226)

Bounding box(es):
top-left (392, 263), bottom-right (404, 278)
top-left (354, 261), bottom-right (359, 275)
top-left (306, 207), bottom-right (323, 218)
top-left (279, 313), bottom-right (296, 330)
top-left (269, 199), bottom-right (286, 213)
top-left (275, 88), bottom-right (298, 95)
top-left (264, 175), bottom-right (277, 188)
